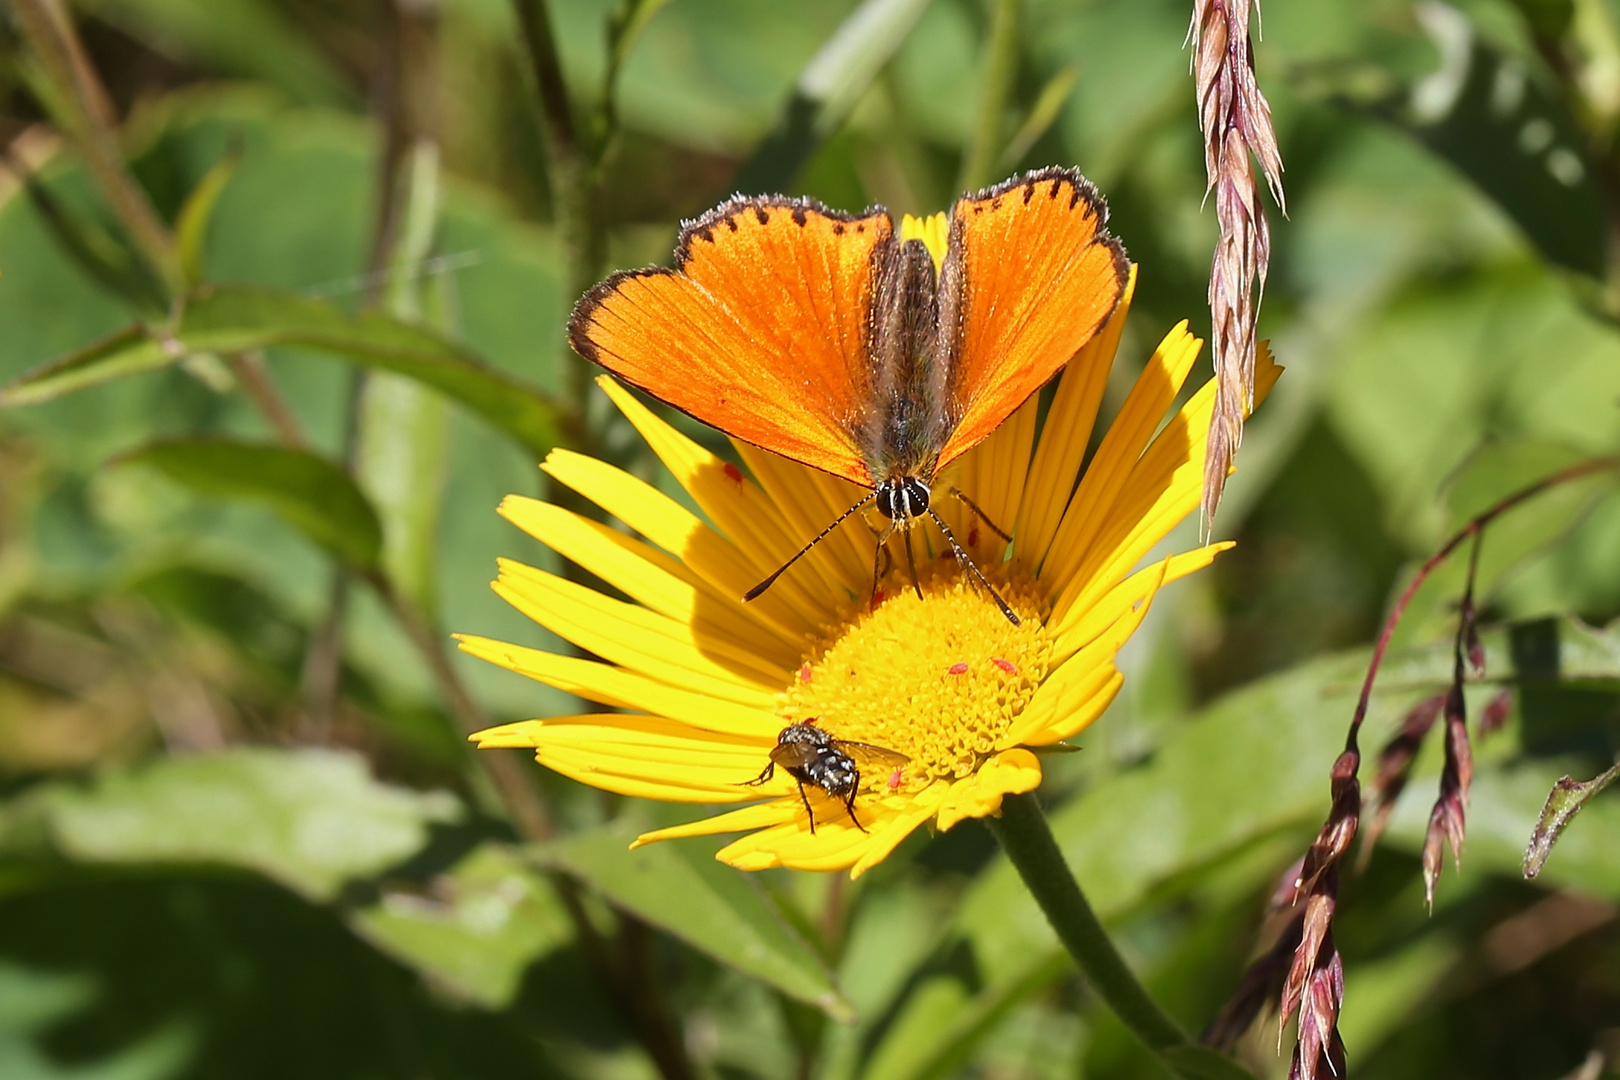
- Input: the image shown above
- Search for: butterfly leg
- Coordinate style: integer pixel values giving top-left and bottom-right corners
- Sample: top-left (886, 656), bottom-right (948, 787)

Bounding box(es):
top-left (948, 488), bottom-right (1012, 544)
top-left (902, 527), bottom-right (923, 600)
top-left (927, 509), bottom-right (1021, 626)
top-left (797, 781), bottom-right (818, 834)
top-left (869, 520), bottom-right (898, 610)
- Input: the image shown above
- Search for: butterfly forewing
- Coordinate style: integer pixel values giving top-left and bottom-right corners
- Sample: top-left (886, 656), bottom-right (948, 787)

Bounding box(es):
top-left (568, 196), bottom-right (892, 486)
top-left (932, 168), bottom-right (1128, 471)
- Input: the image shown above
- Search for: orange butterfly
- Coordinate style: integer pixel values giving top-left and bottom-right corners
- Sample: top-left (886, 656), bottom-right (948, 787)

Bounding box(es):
top-left (567, 167), bottom-right (1128, 624)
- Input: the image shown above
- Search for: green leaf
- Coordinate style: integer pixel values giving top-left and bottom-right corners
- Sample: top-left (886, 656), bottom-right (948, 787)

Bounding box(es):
top-left (732, 0), bottom-right (933, 194)
top-left (174, 144), bottom-right (241, 287)
top-left (540, 825), bottom-right (852, 1019)
top-left (1384, 12), bottom-right (1605, 277)
top-left (1, 286), bottom-right (564, 459)
top-left (0, 748), bottom-right (460, 901)
top-left (15, 170), bottom-right (168, 313)
top-left (118, 438), bottom-right (383, 569)
top-left (1523, 762), bottom-right (1620, 877)
top-left (350, 843), bottom-right (573, 1008)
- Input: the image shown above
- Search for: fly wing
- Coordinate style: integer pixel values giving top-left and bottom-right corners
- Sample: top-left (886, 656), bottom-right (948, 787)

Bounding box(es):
top-left (932, 168), bottom-right (1127, 472)
top-left (569, 197), bottom-right (893, 487)
top-left (769, 739), bottom-right (822, 772)
top-left (835, 741), bottom-right (911, 770)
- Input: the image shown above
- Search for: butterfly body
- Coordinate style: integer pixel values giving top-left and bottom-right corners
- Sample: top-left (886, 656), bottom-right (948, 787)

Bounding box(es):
top-left (744, 721), bottom-right (909, 833)
top-left (569, 168), bottom-right (1128, 619)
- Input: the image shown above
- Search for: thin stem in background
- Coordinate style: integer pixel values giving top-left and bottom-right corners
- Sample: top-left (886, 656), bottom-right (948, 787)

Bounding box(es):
top-left (510, 0), bottom-right (602, 413)
top-left (958, 0), bottom-right (1021, 194)
top-left (984, 792), bottom-right (1189, 1054)
top-left (10, 0), bottom-right (184, 297)
top-left (1220, 454), bottom-right (1620, 1080)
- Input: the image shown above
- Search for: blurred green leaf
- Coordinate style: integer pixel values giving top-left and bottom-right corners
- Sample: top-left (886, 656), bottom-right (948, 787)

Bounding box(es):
top-left (541, 825), bottom-right (852, 1019)
top-left (733, 0), bottom-right (933, 194)
top-left (1, 287), bottom-right (564, 459)
top-left (118, 438), bottom-right (383, 569)
top-left (358, 140), bottom-right (453, 615)
top-left (1384, 11), bottom-right (1605, 277)
top-left (15, 171), bottom-right (167, 313)
top-left (174, 144), bottom-right (240, 287)
top-left (0, 748), bottom-right (460, 901)
top-left (82, 0), bottom-right (353, 107)
top-left (351, 843), bottom-right (573, 1008)
top-left (1524, 762), bottom-right (1620, 877)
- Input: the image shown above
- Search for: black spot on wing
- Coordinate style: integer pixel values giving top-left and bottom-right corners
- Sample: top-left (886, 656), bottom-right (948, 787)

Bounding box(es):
top-left (669, 193), bottom-right (887, 269)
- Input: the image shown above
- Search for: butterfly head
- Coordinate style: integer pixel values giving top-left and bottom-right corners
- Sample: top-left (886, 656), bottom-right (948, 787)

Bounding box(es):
top-left (875, 476), bottom-right (931, 522)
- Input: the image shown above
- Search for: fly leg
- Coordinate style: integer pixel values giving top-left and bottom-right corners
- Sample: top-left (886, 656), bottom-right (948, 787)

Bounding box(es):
top-left (798, 781), bottom-right (818, 834)
top-left (741, 760), bottom-right (775, 787)
top-left (843, 786), bottom-right (867, 833)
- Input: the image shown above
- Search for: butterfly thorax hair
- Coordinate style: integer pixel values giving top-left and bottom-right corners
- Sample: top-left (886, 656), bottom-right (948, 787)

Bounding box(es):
top-left (861, 237), bottom-right (960, 523)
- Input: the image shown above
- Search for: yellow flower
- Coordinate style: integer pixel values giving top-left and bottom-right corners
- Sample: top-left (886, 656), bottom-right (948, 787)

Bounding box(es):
top-left (462, 266), bottom-right (1279, 877)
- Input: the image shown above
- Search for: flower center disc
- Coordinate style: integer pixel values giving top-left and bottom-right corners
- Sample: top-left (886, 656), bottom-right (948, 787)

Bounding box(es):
top-left (782, 560), bottom-right (1051, 790)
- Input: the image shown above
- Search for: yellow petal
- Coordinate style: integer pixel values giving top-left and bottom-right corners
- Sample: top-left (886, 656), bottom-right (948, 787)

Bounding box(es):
top-left (1050, 542), bottom-right (1232, 655)
top-left (1038, 322), bottom-right (1202, 593)
top-left (598, 377), bottom-right (837, 626)
top-left (493, 559), bottom-right (786, 702)
top-left (733, 440), bottom-right (869, 602)
top-left (472, 714), bottom-right (775, 799)
top-left (498, 495), bottom-right (801, 669)
top-left (1002, 560), bottom-right (1167, 748)
top-left (455, 635), bottom-right (781, 738)
top-left (542, 449), bottom-right (814, 640)
top-left (850, 782), bottom-right (954, 878)
top-left (632, 801), bottom-right (802, 848)
top-left (1047, 346), bottom-right (1278, 625)
top-left (1016, 266), bottom-right (1138, 571)
top-left (933, 749), bottom-right (1042, 833)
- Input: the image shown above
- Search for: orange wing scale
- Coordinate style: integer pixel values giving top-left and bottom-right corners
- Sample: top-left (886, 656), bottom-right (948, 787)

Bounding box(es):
top-left (934, 168), bottom-right (1128, 470)
top-left (569, 197), bottom-right (892, 487)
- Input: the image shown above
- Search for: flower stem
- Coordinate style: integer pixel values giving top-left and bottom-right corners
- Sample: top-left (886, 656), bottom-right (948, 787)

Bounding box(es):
top-left (986, 792), bottom-right (1186, 1052)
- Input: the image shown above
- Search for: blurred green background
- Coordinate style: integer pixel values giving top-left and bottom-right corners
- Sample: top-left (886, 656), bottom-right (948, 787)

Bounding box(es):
top-left (2, 0), bottom-right (1620, 1077)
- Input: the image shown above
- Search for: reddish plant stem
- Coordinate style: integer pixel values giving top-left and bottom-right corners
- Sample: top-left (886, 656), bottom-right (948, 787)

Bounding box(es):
top-left (1339, 457), bottom-right (1620, 761)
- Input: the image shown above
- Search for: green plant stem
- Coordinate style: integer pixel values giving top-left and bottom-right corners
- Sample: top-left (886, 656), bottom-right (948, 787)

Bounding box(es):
top-left (958, 0), bottom-right (1021, 193)
top-left (985, 792), bottom-right (1187, 1053)
top-left (510, 0), bottom-right (602, 413)
top-left (11, 0), bottom-right (184, 297)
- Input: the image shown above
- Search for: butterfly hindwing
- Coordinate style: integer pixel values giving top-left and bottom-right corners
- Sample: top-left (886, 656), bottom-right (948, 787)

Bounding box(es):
top-left (569, 196), bottom-right (893, 487)
top-left (933, 168), bottom-right (1128, 470)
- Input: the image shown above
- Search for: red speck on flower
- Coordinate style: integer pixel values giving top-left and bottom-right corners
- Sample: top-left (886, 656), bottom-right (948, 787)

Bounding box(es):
top-left (947, 661), bottom-right (969, 675)
top-left (968, 525), bottom-right (980, 546)
top-left (871, 589), bottom-right (886, 608)
top-left (722, 462), bottom-right (745, 488)
top-left (888, 768), bottom-right (903, 790)
top-left (992, 657), bottom-right (1018, 676)
top-left (798, 661), bottom-right (813, 684)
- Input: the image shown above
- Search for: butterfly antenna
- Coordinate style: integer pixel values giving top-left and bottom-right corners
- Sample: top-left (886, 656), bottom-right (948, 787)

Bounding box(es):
top-left (902, 528), bottom-right (923, 600)
top-left (948, 488), bottom-right (1012, 543)
top-left (927, 509), bottom-right (1022, 626)
top-left (745, 492), bottom-right (878, 602)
